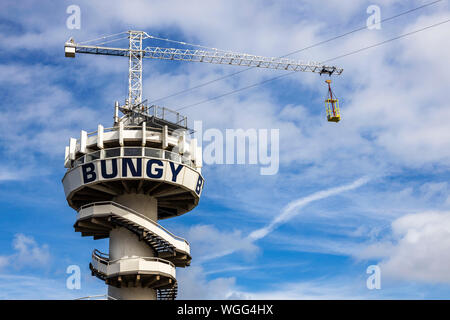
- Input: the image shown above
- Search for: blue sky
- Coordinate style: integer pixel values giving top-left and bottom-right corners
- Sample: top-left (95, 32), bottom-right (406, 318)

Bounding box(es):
top-left (1, 0), bottom-right (450, 299)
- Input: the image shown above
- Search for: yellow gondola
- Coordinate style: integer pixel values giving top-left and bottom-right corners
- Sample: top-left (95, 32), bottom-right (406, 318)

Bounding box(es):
top-left (325, 79), bottom-right (340, 122)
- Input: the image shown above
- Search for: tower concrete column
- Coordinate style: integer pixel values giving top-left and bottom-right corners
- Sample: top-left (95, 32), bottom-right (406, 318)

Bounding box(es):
top-left (113, 193), bottom-right (158, 221)
top-left (108, 193), bottom-right (158, 300)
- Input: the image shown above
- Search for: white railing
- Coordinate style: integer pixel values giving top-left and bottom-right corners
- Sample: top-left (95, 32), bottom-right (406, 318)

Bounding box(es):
top-left (91, 249), bottom-right (176, 278)
top-left (93, 249), bottom-right (109, 262)
top-left (72, 146), bottom-right (193, 169)
top-left (91, 250), bottom-right (108, 275)
top-left (75, 294), bottom-right (117, 300)
top-left (86, 125), bottom-right (162, 137)
top-left (148, 105), bottom-right (187, 128)
top-left (92, 249), bottom-right (176, 270)
top-left (79, 201), bottom-right (190, 247)
top-left (108, 255), bottom-right (175, 268)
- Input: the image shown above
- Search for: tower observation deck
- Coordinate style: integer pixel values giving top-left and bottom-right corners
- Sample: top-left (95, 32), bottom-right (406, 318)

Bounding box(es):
top-left (62, 101), bottom-right (204, 300)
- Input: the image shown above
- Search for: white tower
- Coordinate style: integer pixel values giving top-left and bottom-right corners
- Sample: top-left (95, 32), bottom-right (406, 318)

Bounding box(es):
top-left (62, 103), bottom-right (204, 300)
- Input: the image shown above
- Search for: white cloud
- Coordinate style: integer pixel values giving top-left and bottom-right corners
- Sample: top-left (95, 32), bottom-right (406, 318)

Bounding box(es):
top-left (0, 257), bottom-right (8, 269)
top-left (177, 263), bottom-right (367, 300)
top-left (0, 168), bottom-right (25, 182)
top-left (187, 225), bottom-right (259, 262)
top-left (0, 234), bottom-right (50, 270)
top-left (419, 182), bottom-right (448, 202)
top-left (249, 176), bottom-right (370, 240)
top-left (0, 273), bottom-right (104, 300)
top-left (236, 280), bottom-right (366, 300)
top-left (178, 266), bottom-right (379, 300)
top-left (358, 211), bottom-right (450, 284)
top-left (0, 274), bottom-right (70, 300)
top-left (187, 176), bottom-right (370, 264)
top-left (177, 265), bottom-right (236, 299)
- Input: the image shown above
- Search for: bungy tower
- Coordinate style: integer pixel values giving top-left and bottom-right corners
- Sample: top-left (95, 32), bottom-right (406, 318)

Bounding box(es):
top-left (62, 102), bottom-right (204, 300)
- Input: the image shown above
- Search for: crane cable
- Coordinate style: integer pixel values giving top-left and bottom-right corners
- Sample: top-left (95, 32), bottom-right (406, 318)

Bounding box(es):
top-left (174, 17), bottom-right (450, 111)
top-left (143, 33), bottom-right (233, 53)
top-left (78, 31), bottom-right (128, 45)
top-left (146, 0), bottom-right (445, 105)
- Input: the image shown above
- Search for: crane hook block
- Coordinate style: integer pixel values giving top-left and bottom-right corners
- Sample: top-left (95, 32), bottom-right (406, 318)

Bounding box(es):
top-left (324, 80), bottom-right (340, 122)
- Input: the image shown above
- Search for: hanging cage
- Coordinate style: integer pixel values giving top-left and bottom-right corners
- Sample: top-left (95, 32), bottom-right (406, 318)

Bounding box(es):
top-left (324, 80), bottom-right (340, 122)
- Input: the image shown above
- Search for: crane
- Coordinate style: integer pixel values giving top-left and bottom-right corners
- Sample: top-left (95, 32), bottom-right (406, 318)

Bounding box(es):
top-left (65, 30), bottom-right (344, 123)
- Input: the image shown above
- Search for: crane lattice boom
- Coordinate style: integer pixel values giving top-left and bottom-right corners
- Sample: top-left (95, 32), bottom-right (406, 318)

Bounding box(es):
top-left (66, 43), bottom-right (343, 75)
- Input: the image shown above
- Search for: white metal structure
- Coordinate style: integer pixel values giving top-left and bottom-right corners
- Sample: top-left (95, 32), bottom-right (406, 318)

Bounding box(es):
top-left (127, 31), bottom-right (144, 106)
top-left (63, 30), bottom-right (342, 300)
top-left (65, 30), bottom-right (343, 124)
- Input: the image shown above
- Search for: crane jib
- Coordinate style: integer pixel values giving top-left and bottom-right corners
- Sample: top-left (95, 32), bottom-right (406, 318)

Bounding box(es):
top-left (66, 43), bottom-right (343, 75)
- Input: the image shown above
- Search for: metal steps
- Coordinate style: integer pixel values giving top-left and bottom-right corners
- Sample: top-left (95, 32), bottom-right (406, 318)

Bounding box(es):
top-left (157, 282), bottom-right (178, 300)
top-left (74, 202), bottom-right (192, 267)
top-left (110, 216), bottom-right (176, 255)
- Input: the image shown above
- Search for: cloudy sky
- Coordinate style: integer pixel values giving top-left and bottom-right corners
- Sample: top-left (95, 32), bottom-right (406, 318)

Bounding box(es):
top-left (0, 0), bottom-right (450, 299)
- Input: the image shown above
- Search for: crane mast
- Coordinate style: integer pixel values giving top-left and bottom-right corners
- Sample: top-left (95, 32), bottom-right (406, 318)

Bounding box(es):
top-left (128, 30), bottom-right (144, 107)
